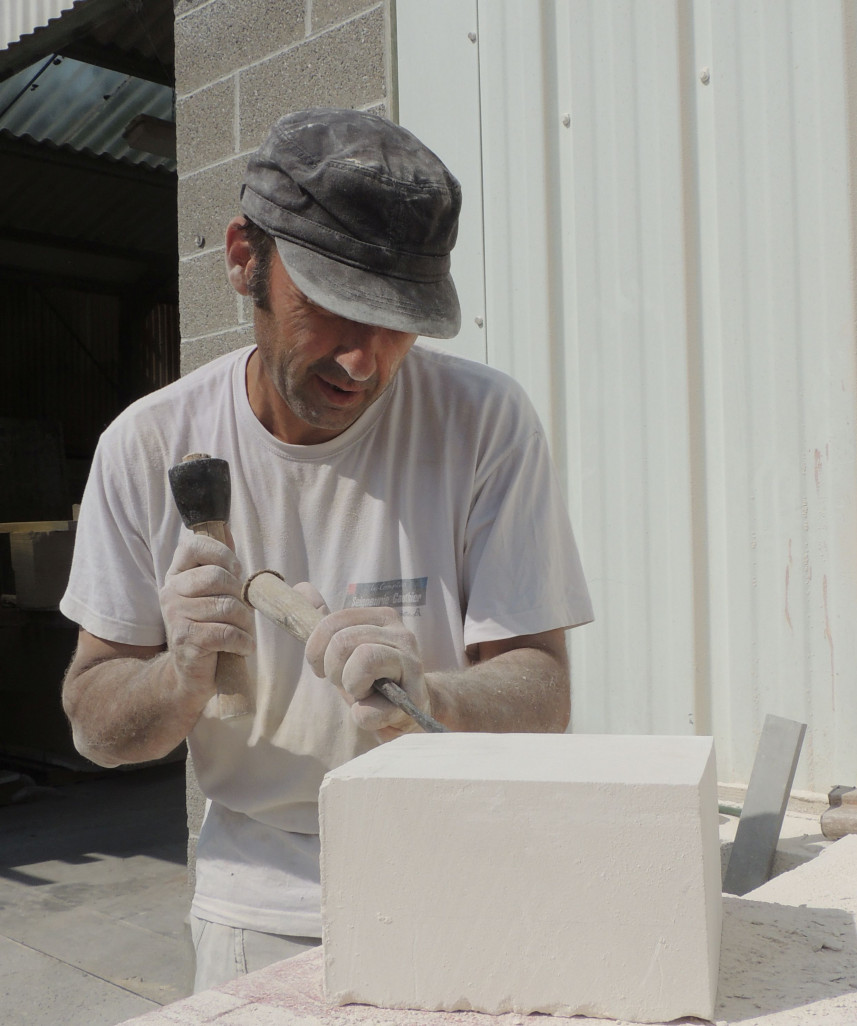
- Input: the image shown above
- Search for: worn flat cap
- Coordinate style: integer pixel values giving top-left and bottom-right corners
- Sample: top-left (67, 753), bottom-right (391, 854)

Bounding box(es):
top-left (239, 107), bottom-right (462, 338)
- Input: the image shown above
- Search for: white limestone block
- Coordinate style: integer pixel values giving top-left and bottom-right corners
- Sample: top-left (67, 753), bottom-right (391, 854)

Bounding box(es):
top-left (320, 732), bottom-right (721, 1023)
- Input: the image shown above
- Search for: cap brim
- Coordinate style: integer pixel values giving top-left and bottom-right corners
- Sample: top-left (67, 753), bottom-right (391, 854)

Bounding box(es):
top-left (274, 238), bottom-right (461, 339)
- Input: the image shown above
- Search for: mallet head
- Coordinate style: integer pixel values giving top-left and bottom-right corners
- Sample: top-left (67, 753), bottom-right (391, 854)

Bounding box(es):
top-left (168, 453), bottom-right (231, 529)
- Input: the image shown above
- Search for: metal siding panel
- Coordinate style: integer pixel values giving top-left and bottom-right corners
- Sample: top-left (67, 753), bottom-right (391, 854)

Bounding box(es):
top-left (395, 0), bottom-right (486, 364)
top-left (478, 0), bottom-right (698, 737)
top-left (394, 0), bottom-right (857, 791)
top-left (696, 0), bottom-right (857, 788)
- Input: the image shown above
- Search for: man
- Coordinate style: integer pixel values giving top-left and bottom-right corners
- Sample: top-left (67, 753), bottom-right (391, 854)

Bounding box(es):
top-left (60, 108), bottom-right (593, 991)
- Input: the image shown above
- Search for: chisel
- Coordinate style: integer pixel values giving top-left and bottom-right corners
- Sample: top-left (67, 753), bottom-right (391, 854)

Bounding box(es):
top-left (243, 569), bottom-right (448, 733)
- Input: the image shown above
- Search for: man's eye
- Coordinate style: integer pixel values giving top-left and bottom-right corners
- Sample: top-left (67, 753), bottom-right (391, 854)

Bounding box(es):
top-left (305, 298), bottom-right (334, 317)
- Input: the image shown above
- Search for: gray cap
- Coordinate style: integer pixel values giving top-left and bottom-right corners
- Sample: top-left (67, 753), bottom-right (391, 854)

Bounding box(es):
top-left (239, 108), bottom-right (462, 338)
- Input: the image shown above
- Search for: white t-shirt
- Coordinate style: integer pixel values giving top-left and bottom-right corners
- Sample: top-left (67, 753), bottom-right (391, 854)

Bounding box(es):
top-left (61, 342), bottom-right (593, 935)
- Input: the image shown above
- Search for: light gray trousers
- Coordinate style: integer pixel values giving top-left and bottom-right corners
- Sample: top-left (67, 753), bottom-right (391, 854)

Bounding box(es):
top-left (190, 914), bottom-right (320, 993)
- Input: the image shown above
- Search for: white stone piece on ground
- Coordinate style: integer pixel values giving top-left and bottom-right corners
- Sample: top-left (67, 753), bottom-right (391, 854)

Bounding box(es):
top-left (717, 837), bottom-right (857, 1025)
top-left (743, 833), bottom-right (857, 907)
top-left (320, 732), bottom-right (722, 1023)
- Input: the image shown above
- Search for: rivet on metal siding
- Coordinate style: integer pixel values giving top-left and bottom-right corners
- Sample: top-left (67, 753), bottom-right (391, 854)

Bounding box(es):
top-left (699, 67), bottom-right (711, 85)
top-left (561, 113), bottom-right (571, 128)
top-left (474, 316), bottom-right (484, 328)
top-left (467, 32), bottom-right (477, 43)
top-left (195, 235), bottom-right (206, 248)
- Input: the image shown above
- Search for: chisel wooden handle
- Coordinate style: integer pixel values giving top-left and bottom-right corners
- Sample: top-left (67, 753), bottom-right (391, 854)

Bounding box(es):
top-left (168, 453), bottom-right (254, 720)
top-left (243, 570), bottom-right (448, 733)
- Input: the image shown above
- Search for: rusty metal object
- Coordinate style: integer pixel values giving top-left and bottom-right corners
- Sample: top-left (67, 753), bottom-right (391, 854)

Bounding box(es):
top-left (821, 785), bottom-right (857, 840)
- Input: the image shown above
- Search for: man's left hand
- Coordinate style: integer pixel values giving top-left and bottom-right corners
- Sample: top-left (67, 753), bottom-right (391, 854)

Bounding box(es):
top-left (303, 598), bottom-right (431, 739)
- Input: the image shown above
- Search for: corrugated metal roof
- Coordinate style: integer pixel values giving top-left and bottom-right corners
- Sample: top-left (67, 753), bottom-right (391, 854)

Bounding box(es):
top-left (0, 0), bottom-right (173, 86)
top-left (0, 128), bottom-right (176, 287)
top-left (0, 54), bottom-right (174, 168)
top-left (0, 0), bottom-right (174, 170)
top-left (0, 0), bottom-right (176, 294)
top-left (0, 0), bottom-right (79, 52)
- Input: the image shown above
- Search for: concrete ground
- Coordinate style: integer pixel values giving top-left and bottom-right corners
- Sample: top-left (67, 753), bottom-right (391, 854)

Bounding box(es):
top-left (0, 759), bottom-right (194, 1026)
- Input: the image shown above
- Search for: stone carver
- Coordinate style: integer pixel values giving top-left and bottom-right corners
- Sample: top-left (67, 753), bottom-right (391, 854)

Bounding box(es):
top-left (60, 108), bottom-right (593, 991)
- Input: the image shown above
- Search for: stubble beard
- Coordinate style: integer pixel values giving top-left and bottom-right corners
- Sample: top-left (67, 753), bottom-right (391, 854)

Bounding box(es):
top-left (272, 353), bottom-right (384, 432)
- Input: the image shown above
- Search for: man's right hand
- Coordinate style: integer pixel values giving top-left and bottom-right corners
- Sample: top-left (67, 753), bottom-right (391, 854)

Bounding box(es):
top-left (159, 531), bottom-right (256, 695)
top-left (62, 530), bottom-right (257, 768)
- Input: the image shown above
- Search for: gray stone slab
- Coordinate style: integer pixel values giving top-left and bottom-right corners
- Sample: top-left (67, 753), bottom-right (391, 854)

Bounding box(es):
top-left (0, 764), bottom-right (192, 1018)
top-left (0, 846), bottom-right (188, 937)
top-left (723, 713), bottom-right (807, 895)
top-left (0, 934), bottom-right (157, 1026)
top-left (3, 903), bottom-right (193, 1003)
top-left (95, 872), bottom-right (192, 936)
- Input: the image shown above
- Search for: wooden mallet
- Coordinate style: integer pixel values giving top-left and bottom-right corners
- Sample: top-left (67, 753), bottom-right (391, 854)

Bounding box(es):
top-left (168, 452), bottom-right (254, 720)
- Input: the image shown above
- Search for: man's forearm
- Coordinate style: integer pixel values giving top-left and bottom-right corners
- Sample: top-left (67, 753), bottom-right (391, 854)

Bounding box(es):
top-left (63, 650), bottom-right (212, 767)
top-left (427, 641), bottom-right (570, 733)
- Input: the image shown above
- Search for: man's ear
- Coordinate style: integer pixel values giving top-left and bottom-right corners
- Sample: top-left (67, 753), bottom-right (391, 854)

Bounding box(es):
top-left (225, 216), bottom-right (253, 295)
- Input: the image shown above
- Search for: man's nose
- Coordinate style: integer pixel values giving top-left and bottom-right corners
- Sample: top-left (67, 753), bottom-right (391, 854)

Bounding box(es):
top-left (333, 326), bottom-right (387, 382)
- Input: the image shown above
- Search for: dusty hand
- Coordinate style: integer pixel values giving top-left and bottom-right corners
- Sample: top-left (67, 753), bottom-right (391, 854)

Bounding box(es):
top-left (303, 597), bottom-right (431, 739)
top-left (159, 531), bottom-right (255, 695)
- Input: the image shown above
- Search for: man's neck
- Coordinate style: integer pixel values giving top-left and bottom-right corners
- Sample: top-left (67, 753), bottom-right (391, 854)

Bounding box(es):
top-left (244, 348), bottom-right (345, 445)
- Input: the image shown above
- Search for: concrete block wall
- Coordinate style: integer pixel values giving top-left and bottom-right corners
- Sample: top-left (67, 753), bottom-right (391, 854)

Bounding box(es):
top-left (174, 0), bottom-right (391, 375)
top-left (172, 0), bottom-right (394, 881)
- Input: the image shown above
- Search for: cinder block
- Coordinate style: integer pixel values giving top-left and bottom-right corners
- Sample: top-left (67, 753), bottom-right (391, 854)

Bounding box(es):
top-left (175, 0), bottom-right (305, 96)
top-left (174, 0), bottom-right (209, 16)
top-left (311, 0), bottom-right (382, 33)
top-left (180, 327), bottom-right (256, 375)
top-left (177, 159), bottom-right (246, 260)
top-left (176, 79), bottom-right (238, 173)
top-left (321, 733), bottom-right (721, 1022)
top-left (179, 251), bottom-right (240, 340)
top-left (238, 8), bottom-right (386, 147)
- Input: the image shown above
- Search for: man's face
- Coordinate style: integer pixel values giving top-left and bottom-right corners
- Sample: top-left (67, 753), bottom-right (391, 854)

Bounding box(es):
top-left (250, 253), bottom-right (418, 445)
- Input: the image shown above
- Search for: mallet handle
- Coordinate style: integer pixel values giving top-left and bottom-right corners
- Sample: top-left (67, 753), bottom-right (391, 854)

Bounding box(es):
top-left (188, 519), bottom-right (254, 719)
top-left (243, 570), bottom-right (448, 733)
top-left (170, 453), bottom-right (254, 721)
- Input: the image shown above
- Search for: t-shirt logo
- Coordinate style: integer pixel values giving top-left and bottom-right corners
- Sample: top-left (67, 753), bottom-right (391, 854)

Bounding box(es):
top-left (344, 577), bottom-right (428, 616)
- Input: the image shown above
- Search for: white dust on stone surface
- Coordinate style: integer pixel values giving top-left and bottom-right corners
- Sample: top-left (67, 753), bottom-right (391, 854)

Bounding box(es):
top-left (713, 835), bottom-right (857, 1025)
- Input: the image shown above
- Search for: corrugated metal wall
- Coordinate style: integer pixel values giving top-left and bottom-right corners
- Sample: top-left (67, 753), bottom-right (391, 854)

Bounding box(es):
top-left (1, 284), bottom-right (123, 459)
top-left (397, 0), bottom-right (857, 792)
top-left (0, 282), bottom-right (179, 472)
